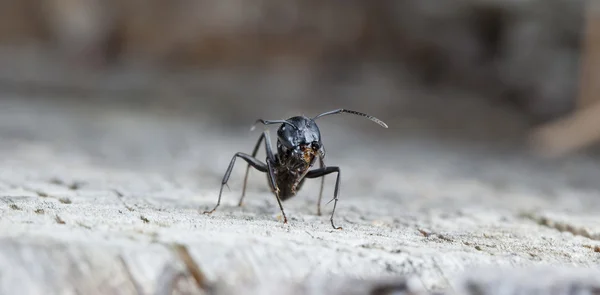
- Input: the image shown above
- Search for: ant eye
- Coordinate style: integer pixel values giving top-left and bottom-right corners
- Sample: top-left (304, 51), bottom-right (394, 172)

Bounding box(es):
top-left (311, 142), bottom-right (321, 150)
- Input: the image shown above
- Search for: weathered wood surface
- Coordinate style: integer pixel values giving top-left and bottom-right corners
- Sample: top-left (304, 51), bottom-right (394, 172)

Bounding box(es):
top-left (0, 97), bottom-right (600, 295)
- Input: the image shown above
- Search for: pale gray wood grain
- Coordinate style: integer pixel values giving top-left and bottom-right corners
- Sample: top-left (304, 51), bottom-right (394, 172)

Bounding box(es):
top-left (0, 98), bottom-right (599, 294)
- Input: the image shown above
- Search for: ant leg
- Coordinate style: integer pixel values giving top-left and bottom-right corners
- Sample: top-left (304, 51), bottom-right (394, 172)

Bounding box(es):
top-left (266, 158), bottom-right (287, 224)
top-left (316, 157), bottom-right (325, 216)
top-left (306, 167), bottom-right (342, 230)
top-left (239, 131), bottom-right (275, 206)
top-left (203, 152), bottom-right (267, 214)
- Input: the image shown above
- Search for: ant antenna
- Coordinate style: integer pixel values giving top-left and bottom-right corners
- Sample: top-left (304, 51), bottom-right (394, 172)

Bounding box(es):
top-left (313, 109), bottom-right (388, 128)
top-left (250, 119), bottom-right (298, 131)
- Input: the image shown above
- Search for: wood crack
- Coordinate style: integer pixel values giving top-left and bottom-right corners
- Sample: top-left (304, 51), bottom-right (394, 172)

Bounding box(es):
top-left (520, 212), bottom-right (599, 241)
top-left (171, 243), bottom-right (212, 293)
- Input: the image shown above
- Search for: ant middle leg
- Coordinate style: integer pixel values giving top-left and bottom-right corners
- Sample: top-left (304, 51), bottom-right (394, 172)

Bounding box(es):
top-left (306, 166), bottom-right (342, 229)
top-left (203, 152), bottom-right (267, 214)
top-left (239, 130), bottom-right (275, 206)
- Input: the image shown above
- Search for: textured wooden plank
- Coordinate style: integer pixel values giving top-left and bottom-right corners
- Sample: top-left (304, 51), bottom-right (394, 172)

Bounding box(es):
top-left (0, 97), bottom-right (600, 294)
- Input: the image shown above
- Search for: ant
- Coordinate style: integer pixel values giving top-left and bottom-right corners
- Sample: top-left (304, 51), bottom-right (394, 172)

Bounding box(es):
top-left (202, 109), bottom-right (388, 229)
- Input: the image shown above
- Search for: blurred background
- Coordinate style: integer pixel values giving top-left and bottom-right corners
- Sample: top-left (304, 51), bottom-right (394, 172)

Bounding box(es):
top-left (0, 0), bottom-right (595, 153)
top-left (2, 3), bottom-right (600, 291)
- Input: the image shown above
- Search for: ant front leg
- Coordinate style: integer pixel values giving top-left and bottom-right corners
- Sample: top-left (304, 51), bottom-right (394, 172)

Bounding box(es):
top-left (305, 166), bottom-right (342, 230)
top-left (316, 156), bottom-right (325, 216)
top-left (266, 158), bottom-right (287, 224)
top-left (203, 152), bottom-right (268, 214)
top-left (239, 130), bottom-right (276, 206)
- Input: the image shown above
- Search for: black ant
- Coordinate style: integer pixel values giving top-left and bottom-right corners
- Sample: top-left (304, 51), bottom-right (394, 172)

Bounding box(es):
top-left (202, 109), bottom-right (388, 229)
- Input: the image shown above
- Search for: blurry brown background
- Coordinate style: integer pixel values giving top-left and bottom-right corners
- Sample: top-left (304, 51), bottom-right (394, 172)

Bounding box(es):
top-left (3, 2), bottom-right (600, 293)
top-left (0, 0), bottom-right (591, 147)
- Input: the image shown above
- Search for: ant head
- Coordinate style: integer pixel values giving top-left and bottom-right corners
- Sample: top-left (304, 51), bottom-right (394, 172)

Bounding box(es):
top-left (276, 116), bottom-right (324, 165)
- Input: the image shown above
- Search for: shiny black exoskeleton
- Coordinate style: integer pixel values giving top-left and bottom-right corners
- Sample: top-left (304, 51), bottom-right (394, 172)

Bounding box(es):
top-left (202, 109), bottom-right (388, 229)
